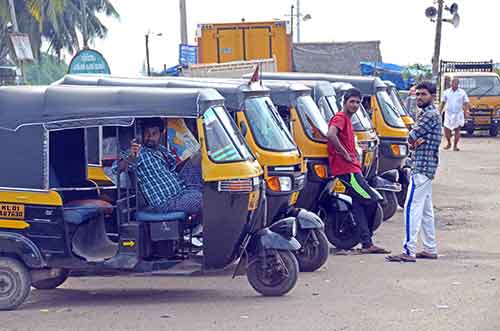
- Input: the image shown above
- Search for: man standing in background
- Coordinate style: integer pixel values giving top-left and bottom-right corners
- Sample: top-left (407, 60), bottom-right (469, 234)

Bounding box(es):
top-left (439, 78), bottom-right (471, 151)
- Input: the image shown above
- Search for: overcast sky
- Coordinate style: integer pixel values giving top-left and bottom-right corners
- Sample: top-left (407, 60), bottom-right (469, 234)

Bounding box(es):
top-left (87, 0), bottom-right (496, 75)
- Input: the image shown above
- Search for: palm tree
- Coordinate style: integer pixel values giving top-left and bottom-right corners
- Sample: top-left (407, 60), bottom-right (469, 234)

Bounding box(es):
top-left (0, 0), bottom-right (119, 60)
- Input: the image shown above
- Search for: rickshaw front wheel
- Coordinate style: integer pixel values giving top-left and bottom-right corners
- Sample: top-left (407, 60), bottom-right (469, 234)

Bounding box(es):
top-left (381, 191), bottom-right (398, 221)
top-left (0, 257), bottom-right (31, 311)
top-left (295, 229), bottom-right (329, 272)
top-left (247, 250), bottom-right (299, 296)
top-left (32, 269), bottom-right (69, 290)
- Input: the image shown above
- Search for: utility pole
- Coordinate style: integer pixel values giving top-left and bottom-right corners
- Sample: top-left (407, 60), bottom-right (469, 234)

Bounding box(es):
top-left (296, 0), bottom-right (301, 43)
top-left (290, 5), bottom-right (294, 43)
top-left (145, 34), bottom-right (151, 76)
top-left (80, 0), bottom-right (89, 48)
top-left (180, 0), bottom-right (188, 44)
top-left (7, 0), bottom-right (19, 32)
top-left (432, 0), bottom-right (444, 76)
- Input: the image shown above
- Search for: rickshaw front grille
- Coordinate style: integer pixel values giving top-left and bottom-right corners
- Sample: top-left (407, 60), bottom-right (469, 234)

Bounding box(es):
top-left (218, 179), bottom-right (254, 192)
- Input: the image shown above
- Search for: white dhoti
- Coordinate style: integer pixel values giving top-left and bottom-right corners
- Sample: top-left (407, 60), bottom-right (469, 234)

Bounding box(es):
top-left (444, 111), bottom-right (464, 130)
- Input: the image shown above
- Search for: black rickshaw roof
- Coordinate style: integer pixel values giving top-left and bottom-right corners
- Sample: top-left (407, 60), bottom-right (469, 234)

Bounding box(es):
top-left (256, 80), bottom-right (312, 107)
top-left (0, 84), bottom-right (224, 131)
top-left (253, 72), bottom-right (388, 95)
top-left (55, 75), bottom-right (270, 111)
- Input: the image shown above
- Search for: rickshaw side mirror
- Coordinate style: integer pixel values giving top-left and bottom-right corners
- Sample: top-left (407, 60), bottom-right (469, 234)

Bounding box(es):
top-left (240, 122), bottom-right (248, 137)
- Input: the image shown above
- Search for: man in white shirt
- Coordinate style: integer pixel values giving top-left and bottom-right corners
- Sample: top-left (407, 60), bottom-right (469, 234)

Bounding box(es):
top-left (439, 78), bottom-right (471, 151)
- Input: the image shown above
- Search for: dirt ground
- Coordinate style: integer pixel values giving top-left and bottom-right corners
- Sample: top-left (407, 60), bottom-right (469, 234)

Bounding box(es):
top-left (2, 137), bottom-right (500, 331)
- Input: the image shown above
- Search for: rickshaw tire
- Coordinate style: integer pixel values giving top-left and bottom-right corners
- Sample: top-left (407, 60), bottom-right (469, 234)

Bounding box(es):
top-left (381, 191), bottom-right (398, 221)
top-left (320, 208), bottom-right (361, 250)
top-left (295, 229), bottom-right (329, 272)
top-left (371, 203), bottom-right (383, 232)
top-left (32, 270), bottom-right (69, 290)
top-left (396, 185), bottom-right (408, 209)
top-left (489, 125), bottom-right (498, 137)
top-left (0, 257), bottom-right (31, 311)
top-left (247, 250), bottom-right (299, 297)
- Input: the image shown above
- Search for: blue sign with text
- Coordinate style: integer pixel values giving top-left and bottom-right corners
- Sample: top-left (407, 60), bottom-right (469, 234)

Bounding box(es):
top-left (179, 44), bottom-right (198, 67)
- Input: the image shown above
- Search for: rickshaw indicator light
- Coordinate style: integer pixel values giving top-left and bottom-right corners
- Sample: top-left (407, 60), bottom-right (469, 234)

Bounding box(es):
top-left (313, 164), bottom-right (328, 179)
top-left (390, 144), bottom-right (408, 157)
top-left (266, 176), bottom-right (281, 192)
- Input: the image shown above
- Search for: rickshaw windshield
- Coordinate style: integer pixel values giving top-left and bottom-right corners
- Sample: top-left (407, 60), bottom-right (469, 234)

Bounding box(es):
top-left (388, 88), bottom-right (408, 116)
top-left (329, 96), bottom-right (373, 132)
top-left (318, 96), bottom-right (336, 121)
top-left (244, 97), bottom-right (296, 152)
top-left (376, 91), bottom-right (406, 128)
top-left (204, 106), bottom-right (254, 163)
top-left (297, 95), bottom-right (328, 142)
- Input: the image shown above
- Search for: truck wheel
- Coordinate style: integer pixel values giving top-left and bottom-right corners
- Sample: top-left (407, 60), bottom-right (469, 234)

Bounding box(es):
top-left (32, 270), bottom-right (69, 290)
top-left (0, 257), bottom-right (31, 311)
top-left (381, 191), bottom-right (398, 221)
top-left (247, 250), bottom-right (299, 296)
top-left (489, 125), bottom-right (498, 137)
top-left (320, 207), bottom-right (361, 250)
top-left (295, 229), bottom-right (329, 272)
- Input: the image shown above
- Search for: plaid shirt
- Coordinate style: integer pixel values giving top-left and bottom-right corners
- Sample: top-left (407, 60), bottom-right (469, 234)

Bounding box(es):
top-left (409, 104), bottom-right (442, 180)
top-left (112, 145), bottom-right (184, 207)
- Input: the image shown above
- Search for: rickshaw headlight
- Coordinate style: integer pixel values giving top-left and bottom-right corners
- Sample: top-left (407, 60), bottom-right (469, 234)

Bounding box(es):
top-left (496, 109), bottom-right (500, 116)
top-left (266, 176), bottom-right (292, 192)
top-left (390, 144), bottom-right (408, 157)
top-left (313, 164), bottom-right (328, 179)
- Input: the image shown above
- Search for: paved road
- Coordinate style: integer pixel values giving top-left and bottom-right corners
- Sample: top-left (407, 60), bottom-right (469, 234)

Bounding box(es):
top-left (3, 137), bottom-right (500, 331)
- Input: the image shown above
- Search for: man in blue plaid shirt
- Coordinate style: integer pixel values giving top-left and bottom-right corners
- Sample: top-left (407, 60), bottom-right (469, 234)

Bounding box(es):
top-left (113, 118), bottom-right (202, 215)
top-left (387, 82), bottom-right (442, 263)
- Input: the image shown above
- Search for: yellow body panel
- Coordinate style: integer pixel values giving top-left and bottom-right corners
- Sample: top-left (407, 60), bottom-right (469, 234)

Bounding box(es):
top-left (197, 21), bottom-right (291, 72)
top-left (87, 165), bottom-right (113, 186)
top-left (0, 219), bottom-right (30, 230)
top-left (197, 118), bottom-right (263, 182)
top-left (371, 96), bottom-right (409, 138)
top-left (0, 190), bottom-right (63, 206)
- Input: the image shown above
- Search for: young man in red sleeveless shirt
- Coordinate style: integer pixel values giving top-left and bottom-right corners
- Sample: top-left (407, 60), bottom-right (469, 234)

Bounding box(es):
top-left (326, 88), bottom-right (390, 254)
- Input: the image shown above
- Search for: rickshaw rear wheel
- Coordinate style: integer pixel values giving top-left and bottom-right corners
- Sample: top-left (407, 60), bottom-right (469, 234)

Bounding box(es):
top-left (381, 191), bottom-right (398, 221)
top-left (320, 207), bottom-right (361, 250)
top-left (489, 125), bottom-right (498, 137)
top-left (371, 203), bottom-right (383, 232)
top-left (32, 270), bottom-right (69, 290)
top-left (247, 250), bottom-right (299, 296)
top-left (295, 229), bottom-right (329, 272)
top-left (0, 257), bottom-right (31, 311)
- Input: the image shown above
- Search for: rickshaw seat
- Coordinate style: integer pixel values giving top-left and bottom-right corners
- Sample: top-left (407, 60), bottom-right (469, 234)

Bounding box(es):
top-left (134, 211), bottom-right (187, 223)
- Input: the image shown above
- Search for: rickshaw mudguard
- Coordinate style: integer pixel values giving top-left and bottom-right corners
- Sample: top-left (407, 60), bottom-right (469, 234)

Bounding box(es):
top-left (295, 209), bottom-right (324, 230)
top-left (0, 232), bottom-right (46, 268)
top-left (370, 175), bottom-right (402, 193)
top-left (252, 228), bottom-right (301, 251)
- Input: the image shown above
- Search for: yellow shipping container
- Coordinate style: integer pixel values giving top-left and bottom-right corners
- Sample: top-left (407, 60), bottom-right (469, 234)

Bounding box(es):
top-left (196, 20), bottom-right (292, 72)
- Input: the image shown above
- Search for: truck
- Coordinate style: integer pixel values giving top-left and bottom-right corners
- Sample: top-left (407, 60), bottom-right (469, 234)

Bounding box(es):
top-left (438, 60), bottom-right (500, 137)
top-left (196, 20), bottom-right (292, 72)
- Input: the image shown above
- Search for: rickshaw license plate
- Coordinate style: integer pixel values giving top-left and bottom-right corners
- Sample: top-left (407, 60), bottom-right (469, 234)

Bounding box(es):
top-left (364, 152), bottom-right (373, 167)
top-left (334, 181), bottom-right (346, 193)
top-left (289, 191), bottom-right (300, 205)
top-left (0, 203), bottom-right (25, 219)
top-left (248, 191), bottom-right (260, 211)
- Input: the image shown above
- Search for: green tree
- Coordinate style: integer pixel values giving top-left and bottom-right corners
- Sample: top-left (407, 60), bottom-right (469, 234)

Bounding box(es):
top-left (25, 51), bottom-right (67, 84)
top-left (0, 0), bottom-right (119, 60)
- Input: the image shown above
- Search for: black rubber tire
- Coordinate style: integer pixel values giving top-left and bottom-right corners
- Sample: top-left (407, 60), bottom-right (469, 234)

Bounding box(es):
top-left (466, 128), bottom-right (474, 136)
top-left (294, 229), bottom-right (329, 272)
top-left (247, 250), bottom-right (299, 297)
top-left (321, 208), bottom-right (361, 250)
top-left (0, 257), bottom-right (31, 311)
top-left (371, 203), bottom-right (383, 232)
top-left (489, 125), bottom-right (498, 137)
top-left (396, 184), bottom-right (408, 208)
top-left (32, 270), bottom-right (69, 290)
top-left (381, 191), bottom-right (398, 221)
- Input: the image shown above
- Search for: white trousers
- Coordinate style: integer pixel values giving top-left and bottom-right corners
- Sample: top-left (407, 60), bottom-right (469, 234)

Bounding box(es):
top-left (403, 173), bottom-right (437, 257)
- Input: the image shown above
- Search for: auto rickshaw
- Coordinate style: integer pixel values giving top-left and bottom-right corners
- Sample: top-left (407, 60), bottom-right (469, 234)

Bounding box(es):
top-left (252, 80), bottom-right (384, 249)
top-left (252, 73), bottom-right (403, 220)
top-left (0, 85), bottom-right (301, 310)
top-left (55, 75), bottom-right (328, 273)
top-left (384, 80), bottom-right (415, 130)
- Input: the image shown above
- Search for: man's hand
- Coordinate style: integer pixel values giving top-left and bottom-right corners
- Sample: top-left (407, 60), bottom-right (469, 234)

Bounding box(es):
top-left (410, 138), bottom-right (426, 150)
top-left (130, 140), bottom-right (141, 159)
top-left (343, 153), bottom-right (354, 164)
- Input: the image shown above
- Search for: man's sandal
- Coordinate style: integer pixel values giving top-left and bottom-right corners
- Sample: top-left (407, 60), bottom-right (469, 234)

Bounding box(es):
top-left (385, 254), bottom-right (416, 263)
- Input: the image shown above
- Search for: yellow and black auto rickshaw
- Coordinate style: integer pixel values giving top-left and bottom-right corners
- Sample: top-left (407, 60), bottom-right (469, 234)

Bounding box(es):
top-left (55, 75), bottom-right (328, 272)
top-left (253, 73), bottom-right (403, 220)
top-left (0, 85), bottom-right (302, 310)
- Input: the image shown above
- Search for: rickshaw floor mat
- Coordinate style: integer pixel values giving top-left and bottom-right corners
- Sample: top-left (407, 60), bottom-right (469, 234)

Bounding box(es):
top-left (72, 214), bottom-right (118, 262)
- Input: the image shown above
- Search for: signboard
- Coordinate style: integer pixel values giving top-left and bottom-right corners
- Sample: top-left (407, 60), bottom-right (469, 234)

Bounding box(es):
top-left (179, 44), bottom-right (198, 67)
top-left (68, 49), bottom-right (111, 74)
top-left (9, 33), bottom-right (34, 61)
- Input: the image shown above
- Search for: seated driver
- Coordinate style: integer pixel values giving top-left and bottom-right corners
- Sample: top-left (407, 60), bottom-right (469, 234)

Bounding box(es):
top-left (112, 118), bottom-right (202, 215)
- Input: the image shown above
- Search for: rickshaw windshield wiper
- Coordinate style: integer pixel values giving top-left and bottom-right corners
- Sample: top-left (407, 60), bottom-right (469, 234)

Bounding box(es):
top-left (265, 100), bottom-right (295, 144)
top-left (477, 85), bottom-right (495, 99)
